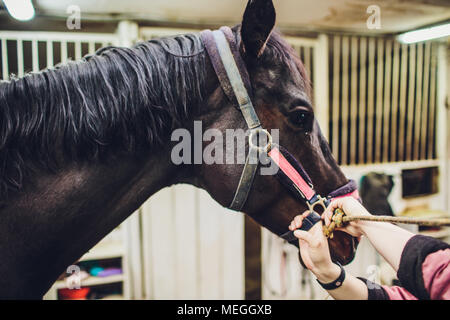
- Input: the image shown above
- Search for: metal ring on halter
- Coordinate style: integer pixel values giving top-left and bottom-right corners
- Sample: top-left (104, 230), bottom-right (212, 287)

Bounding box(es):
top-left (248, 128), bottom-right (273, 154)
top-left (306, 195), bottom-right (329, 215)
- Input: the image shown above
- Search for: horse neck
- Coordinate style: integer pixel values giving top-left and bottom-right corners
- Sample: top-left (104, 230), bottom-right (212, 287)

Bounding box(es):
top-left (0, 144), bottom-right (178, 298)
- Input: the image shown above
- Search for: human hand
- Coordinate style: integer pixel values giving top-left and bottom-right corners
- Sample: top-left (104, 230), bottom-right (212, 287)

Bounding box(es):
top-left (288, 211), bottom-right (337, 279)
top-left (323, 197), bottom-right (371, 238)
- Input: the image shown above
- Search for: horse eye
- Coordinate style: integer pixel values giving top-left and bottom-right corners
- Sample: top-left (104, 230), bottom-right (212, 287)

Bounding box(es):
top-left (289, 110), bottom-right (310, 129)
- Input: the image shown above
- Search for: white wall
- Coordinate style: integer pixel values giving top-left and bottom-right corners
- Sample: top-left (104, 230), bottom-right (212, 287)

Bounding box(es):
top-left (140, 185), bottom-right (245, 299)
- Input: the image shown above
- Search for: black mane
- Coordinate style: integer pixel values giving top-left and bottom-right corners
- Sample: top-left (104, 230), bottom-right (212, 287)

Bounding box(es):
top-left (0, 33), bottom-right (207, 198)
top-left (0, 28), bottom-right (308, 199)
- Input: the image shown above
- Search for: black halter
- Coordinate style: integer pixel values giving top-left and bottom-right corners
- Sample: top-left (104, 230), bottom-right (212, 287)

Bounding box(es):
top-left (200, 27), bottom-right (359, 243)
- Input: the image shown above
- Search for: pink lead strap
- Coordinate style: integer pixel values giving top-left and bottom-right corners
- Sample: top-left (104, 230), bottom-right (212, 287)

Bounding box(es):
top-left (268, 146), bottom-right (316, 201)
top-left (269, 145), bottom-right (361, 243)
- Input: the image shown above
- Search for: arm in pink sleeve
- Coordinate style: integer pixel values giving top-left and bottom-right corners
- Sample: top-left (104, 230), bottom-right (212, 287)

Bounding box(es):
top-left (357, 278), bottom-right (418, 300)
top-left (397, 235), bottom-right (450, 300)
top-left (422, 249), bottom-right (450, 300)
top-left (358, 235), bottom-right (449, 300)
top-left (380, 285), bottom-right (418, 300)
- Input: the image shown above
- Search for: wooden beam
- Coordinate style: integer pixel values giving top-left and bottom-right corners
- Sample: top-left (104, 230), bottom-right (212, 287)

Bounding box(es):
top-left (375, 38), bottom-right (384, 163)
top-left (350, 36), bottom-right (358, 165)
top-left (390, 41), bottom-right (400, 161)
top-left (398, 44), bottom-right (408, 161)
top-left (406, 44), bottom-right (416, 161)
top-left (366, 37), bottom-right (376, 163)
top-left (413, 43), bottom-right (424, 160)
top-left (341, 36), bottom-right (349, 165)
top-left (382, 40), bottom-right (392, 163)
top-left (332, 36), bottom-right (341, 161)
top-left (358, 37), bottom-right (367, 164)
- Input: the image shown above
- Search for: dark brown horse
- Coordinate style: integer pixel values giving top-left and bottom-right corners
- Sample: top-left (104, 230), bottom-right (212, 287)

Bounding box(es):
top-left (0, 0), bottom-right (357, 299)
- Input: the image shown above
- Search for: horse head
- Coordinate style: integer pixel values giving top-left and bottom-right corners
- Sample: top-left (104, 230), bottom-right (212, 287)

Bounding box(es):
top-left (191, 0), bottom-right (359, 265)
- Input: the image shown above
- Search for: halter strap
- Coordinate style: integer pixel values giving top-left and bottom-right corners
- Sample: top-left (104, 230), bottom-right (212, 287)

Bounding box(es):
top-left (201, 28), bottom-right (263, 210)
top-left (200, 27), bottom-right (360, 225)
top-left (202, 29), bottom-right (261, 129)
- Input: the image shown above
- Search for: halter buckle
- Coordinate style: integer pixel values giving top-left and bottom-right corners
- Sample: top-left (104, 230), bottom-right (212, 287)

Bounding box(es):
top-left (307, 195), bottom-right (329, 215)
top-left (248, 128), bottom-right (273, 154)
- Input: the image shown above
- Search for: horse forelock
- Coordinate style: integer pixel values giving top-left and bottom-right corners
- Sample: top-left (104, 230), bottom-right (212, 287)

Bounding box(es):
top-left (264, 30), bottom-right (312, 99)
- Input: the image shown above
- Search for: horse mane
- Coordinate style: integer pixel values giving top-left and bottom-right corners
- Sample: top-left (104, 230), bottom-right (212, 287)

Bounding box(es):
top-left (0, 33), bottom-right (207, 198)
top-left (0, 28), bottom-right (309, 199)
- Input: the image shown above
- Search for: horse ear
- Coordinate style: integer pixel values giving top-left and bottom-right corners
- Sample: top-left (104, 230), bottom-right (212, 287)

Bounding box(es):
top-left (240, 0), bottom-right (276, 58)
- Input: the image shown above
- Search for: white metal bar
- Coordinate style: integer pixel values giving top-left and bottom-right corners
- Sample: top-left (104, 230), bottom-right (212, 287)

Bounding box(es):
top-left (75, 41), bottom-right (82, 61)
top-left (61, 41), bottom-right (68, 63)
top-left (46, 41), bottom-right (53, 68)
top-left (17, 39), bottom-right (24, 77)
top-left (0, 31), bottom-right (117, 43)
top-left (88, 41), bottom-right (95, 54)
top-left (139, 26), bottom-right (200, 41)
top-left (1, 38), bottom-right (8, 80)
top-left (32, 39), bottom-right (39, 72)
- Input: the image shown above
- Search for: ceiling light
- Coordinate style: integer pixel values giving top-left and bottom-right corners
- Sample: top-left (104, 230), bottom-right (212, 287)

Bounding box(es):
top-left (2, 0), bottom-right (35, 21)
top-left (398, 23), bottom-right (450, 44)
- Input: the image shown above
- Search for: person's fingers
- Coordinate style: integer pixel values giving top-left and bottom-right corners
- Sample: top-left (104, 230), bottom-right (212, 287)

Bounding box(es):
top-left (289, 215), bottom-right (301, 230)
top-left (324, 207), bottom-right (335, 226)
top-left (294, 229), bottom-right (319, 248)
top-left (323, 198), bottom-right (350, 226)
top-left (289, 221), bottom-right (295, 231)
top-left (298, 243), bottom-right (314, 270)
top-left (310, 219), bottom-right (324, 235)
top-left (327, 198), bottom-right (343, 213)
top-left (323, 209), bottom-right (331, 226)
top-left (293, 211), bottom-right (310, 229)
top-left (302, 210), bottom-right (312, 217)
top-left (294, 215), bottom-right (304, 229)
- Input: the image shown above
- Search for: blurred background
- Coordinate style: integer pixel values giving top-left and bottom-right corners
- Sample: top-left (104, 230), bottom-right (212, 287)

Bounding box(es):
top-left (0, 0), bottom-right (449, 300)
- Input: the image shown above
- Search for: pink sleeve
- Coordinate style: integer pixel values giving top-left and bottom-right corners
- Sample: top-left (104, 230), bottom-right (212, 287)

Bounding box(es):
top-left (422, 249), bottom-right (450, 300)
top-left (381, 285), bottom-right (418, 300)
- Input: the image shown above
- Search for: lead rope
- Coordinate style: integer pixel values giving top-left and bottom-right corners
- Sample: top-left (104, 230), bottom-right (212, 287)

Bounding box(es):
top-left (323, 209), bottom-right (450, 238)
